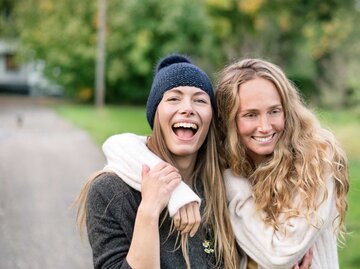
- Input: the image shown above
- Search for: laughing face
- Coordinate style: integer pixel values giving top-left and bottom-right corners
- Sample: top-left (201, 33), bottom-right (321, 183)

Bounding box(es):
top-left (236, 77), bottom-right (285, 165)
top-left (157, 86), bottom-right (212, 160)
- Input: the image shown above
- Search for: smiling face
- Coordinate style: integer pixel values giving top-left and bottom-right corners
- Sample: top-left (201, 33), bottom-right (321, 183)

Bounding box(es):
top-left (236, 77), bottom-right (285, 165)
top-left (157, 86), bottom-right (213, 161)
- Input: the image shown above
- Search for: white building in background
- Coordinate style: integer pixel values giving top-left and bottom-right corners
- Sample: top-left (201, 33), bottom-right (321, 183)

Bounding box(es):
top-left (0, 40), bottom-right (29, 94)
top-left (0, 40), bottom-right (63, 96)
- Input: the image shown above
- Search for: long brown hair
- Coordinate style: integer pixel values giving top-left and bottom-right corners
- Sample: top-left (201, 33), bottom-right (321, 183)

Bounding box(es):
top-left (76, 111), bottom-right (240, 269)
top-left (148, 112), bottom-right (240, 269)
top-left (216, 58), bottom-right (349, 235)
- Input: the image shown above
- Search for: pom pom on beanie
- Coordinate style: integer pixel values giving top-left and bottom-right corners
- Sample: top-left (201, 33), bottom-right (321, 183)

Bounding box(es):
top-left (146, 54), bottom-right (215, 129)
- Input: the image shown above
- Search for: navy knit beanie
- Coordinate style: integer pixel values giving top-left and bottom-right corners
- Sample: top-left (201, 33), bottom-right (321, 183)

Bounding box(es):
top-left (146, 54), bottom-right (215, 129)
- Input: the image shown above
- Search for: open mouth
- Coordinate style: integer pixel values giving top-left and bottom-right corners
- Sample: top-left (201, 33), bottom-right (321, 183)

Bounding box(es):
top-left (252, 133), bottom-right (275, 143)
top-left (172, 122), bottom-right (198, 139)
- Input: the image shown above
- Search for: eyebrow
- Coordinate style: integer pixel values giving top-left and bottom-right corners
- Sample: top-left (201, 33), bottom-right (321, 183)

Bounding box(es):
top-left (166, 89), bottom-right (208, 96)
top-left (240, 104), bottom-right (282, 112)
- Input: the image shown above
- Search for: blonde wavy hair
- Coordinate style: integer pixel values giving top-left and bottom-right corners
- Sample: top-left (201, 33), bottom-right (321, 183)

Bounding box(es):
top-left (215, 58), bottom-right (349, 235)
top-left (76, 111), bottom-right (240, 269)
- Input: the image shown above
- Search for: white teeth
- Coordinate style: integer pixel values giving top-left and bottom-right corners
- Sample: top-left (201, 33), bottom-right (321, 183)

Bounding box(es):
top-left (173, 122), bottom-right (198, 129)
top-left (253, 135), bottom-right (273, 142)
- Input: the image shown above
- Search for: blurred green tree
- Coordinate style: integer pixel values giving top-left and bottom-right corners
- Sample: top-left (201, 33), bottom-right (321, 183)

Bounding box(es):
top-left (14, 0), bottom-right (97, 99)
top-left (13, 0), bottom-right (217, 103)
top-left (10, 0), bottom-right (360, 107)
top-left (0, 0), bottom-right (16, 37)
top-left (105, 0), bottom-right (217, 103)
top-left (205, 0), bottom-right (360, 106)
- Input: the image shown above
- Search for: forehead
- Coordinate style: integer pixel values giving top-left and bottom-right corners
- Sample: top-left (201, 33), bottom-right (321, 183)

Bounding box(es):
top-left (164, 86), bottom-right (208, 96)
top-left (238, 78), bottom-right (281, 109)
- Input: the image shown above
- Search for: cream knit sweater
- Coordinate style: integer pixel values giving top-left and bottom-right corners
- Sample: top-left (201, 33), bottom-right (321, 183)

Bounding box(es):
top-left (102, 133), bottom-right (340, 269)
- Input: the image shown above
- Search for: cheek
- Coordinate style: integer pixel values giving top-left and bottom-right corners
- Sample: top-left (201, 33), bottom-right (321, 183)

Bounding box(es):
top-left (157, 104), bottom-right (172, 123)
top-left (157, 112), bottom-right (172, 136)
top-left (237, 119), bottom-right (253, 138)
top-left (206, 112), bottom-right (213, 126)
top-left (275, 116), bottom-right (285, 132)
top-left (201, 108), bottom-right (213, 126)
top-left (157, 114), bottom-right (166, 130)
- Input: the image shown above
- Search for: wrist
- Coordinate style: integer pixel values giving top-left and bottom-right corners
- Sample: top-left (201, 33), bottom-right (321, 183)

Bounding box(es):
top-left (137, 203), bottom-right (161, 224)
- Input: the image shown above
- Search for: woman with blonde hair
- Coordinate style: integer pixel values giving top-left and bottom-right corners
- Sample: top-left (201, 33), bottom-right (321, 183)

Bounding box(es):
top-left (76, 54), bottom-right (240, 269)
top-left (215, 58), bottom-right (349, 268)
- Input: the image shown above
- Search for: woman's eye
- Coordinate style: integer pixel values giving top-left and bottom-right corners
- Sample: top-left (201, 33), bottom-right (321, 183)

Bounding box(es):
top-left (195, 98), bottom-right (207, 104)
top-left (167, 97), bottom-right (179, 102)
top-left (270, 108), bottom-right (282, 115)
top-left (244, 113), bottom-right (256, 118)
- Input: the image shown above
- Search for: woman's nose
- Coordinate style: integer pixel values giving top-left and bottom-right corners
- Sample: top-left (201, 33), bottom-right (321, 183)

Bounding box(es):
top-left (179, 100), bottom-right (195, 116)
top-left (258, 115), bottom-right (271, 132)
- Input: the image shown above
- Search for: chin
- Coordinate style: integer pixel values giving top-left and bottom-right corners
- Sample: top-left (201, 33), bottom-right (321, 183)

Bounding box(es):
top-left (173, 149), bottom-right (196, 156)
top-left (258, 149), bottom-right (275, 157)
top-left (171, 144), bottom-right (200, 156)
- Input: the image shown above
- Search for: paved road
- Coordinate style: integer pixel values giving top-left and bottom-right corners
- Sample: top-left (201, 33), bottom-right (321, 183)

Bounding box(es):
top-left (0, 95), bottom-right (105, 268)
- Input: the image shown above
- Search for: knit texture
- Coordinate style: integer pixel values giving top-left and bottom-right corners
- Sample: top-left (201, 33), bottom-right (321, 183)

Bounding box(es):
top-left (102, 133), bottom-right (201, 216)
top-left (86, 172), bottom-right (217, 268)
top-left (224, 168), bottom-right (340, 269)
top-left (146, 54), bottom-right (214, 128)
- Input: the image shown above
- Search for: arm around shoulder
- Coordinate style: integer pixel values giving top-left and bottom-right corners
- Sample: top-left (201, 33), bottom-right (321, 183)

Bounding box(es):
top-left (102, 133), bottom-right (201, 216)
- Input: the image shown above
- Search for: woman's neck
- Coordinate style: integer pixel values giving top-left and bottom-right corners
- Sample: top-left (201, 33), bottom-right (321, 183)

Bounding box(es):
top-left (173, 154), bottom-right (197, 185)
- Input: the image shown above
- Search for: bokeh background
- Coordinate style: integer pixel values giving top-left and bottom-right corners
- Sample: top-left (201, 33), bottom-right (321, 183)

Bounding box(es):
top-left (0, 0), bottom-right (359, 268)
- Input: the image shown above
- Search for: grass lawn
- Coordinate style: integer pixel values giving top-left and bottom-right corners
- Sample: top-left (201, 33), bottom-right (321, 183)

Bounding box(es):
top-left (316, 109), bottom-right (360, 268)
top-left (339, 158), bottom-right (360, 268)
top-left (56, 104), bottom-right (151, 145)
top-left (56, 103), bottom-right (360, 268)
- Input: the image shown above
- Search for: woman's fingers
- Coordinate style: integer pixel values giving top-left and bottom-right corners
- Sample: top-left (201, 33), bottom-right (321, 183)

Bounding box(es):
top-left (300, 247), bottom-right (313, 269)
top-left (142, 162), bottom-right (180, 184)
top-left (165, 174), bottom-right (181, 192)
top-left (153, 162), bottom-right (179, 176)
top-left (181, 202), bottom-right (201, 237)
top-left (173, 207), bottom-right (186, 232)
top-left (140, 163), bottom-right (180, 214)
top-left (180, 205), bottom-right (193, 235)
top-left (189, 202), bottom-right (201, 237)
top-left (173, 202), bottom-right (201, 237)
top-left (145, 162), bottom-right (181, 186)
top-left (162, 171), bottom-right (181, 184)
top-left (179, 206), bottom-right (188, 231)
top-left (141, 164), bottom-right (150, 179)
top-left (174, 211), bottom-right (181, 230)
top-left (296, 247), bottom-right (313, 269)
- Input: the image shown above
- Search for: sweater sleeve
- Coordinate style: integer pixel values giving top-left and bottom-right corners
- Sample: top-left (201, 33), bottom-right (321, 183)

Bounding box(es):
top-left (86, 173), bottom-right (137, 269)
top-left (224, 169), bottom-right (338, 269)
top-left (102, 133), bottom-right (201, 216)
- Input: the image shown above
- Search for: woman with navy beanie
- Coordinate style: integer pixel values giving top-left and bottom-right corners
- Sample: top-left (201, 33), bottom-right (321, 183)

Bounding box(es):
top-left (146, 54), bottom-right (216, 129)
top-left (77, 54), bottom-right (240, 269)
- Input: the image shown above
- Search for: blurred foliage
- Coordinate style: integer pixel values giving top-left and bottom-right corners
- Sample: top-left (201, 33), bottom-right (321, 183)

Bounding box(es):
top-left (3, 0), bottom-right (360, 107)
top-left (10, 0), bottom-right (216, 103)
top-left (0, 0), bottom-right (16, 36)
top-left (206, 0), bottom-right (360, 107)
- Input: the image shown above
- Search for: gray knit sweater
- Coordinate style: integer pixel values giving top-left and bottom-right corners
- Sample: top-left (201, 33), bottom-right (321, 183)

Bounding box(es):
top-left (86, 172), bottom-right (219, 269)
